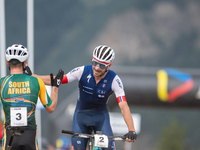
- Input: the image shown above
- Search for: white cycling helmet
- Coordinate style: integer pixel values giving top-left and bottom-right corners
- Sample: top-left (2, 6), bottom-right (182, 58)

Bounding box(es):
top-left (93, 45), bottom-right (115, 64)
top-left (5, 44), bottom-right (29, 62)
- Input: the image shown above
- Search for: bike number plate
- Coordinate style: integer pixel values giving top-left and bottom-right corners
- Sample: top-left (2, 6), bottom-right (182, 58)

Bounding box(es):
top-left (94, 134), bottom-right (109, 148)
top-left (10, 107), bottom-right (27, 126)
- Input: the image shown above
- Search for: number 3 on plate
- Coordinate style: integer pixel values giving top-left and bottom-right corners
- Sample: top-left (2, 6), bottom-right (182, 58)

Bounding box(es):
top-left (10, 107), bottom-right (27, 126)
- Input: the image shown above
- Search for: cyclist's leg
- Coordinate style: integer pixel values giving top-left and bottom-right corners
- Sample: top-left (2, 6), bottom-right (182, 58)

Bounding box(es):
top-left (71, 111), bottom-right (90, 150)
top-left (4, 129), bottom-right (38, 150)
top-left (20, 130), bottom-right (38, 150)
top-left (94, 112), bottom-right (116, 150)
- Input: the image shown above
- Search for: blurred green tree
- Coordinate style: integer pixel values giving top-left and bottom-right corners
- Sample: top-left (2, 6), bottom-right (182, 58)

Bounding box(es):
top-left (154, 119), bottom-right (186, 150)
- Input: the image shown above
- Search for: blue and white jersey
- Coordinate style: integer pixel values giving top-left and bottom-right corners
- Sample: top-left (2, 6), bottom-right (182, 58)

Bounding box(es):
top-left (62, 65), bottom-right (126, 111)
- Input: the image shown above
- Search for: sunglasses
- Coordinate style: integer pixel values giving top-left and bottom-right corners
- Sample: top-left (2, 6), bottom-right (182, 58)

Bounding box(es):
top-left (92, 60), bottom-right (109, 70)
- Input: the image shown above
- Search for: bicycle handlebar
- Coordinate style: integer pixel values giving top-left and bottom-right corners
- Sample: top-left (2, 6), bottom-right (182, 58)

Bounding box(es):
top-left (62, 130), bottom-right (75, 135)
top-left (62, 130), bottom-right (94, 138)
top-left (62, 130), bottom-right (125, 141)
top-left (107, 136), bottom-right (125, 141)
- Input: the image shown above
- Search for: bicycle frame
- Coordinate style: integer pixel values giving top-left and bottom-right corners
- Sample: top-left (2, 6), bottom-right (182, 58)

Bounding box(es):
top-left (62, 130), bottom-right (125, 150)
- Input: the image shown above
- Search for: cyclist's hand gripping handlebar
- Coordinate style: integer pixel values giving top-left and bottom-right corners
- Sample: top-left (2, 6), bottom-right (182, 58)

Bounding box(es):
top-left (124, 131), bottom-right (137, 141)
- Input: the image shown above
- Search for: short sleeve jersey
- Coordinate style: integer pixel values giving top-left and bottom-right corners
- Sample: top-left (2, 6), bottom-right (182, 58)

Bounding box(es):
top-left (62, 65), bottom-right (126, 111)
top-left (0, 74), bottom-right (52, 129)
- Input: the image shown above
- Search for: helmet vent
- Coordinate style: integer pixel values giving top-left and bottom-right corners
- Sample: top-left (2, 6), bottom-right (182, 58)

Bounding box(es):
top-left (18, 50), bottom-right (22, 55)
top-left (23, 52), bottom-right (27, 56)
top-left (105, 55), bottom-right (112, 61)
top-left (9, 50), bottom-right (12, 55)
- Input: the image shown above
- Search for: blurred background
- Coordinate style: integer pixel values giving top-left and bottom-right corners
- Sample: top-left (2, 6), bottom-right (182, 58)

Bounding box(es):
top-left (1, 0), bottom-right (200, 149)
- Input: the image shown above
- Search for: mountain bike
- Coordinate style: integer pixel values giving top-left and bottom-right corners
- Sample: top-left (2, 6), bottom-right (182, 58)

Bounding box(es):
top-left (6, 127), bottom-right (24, 150)
top-left (62, 129), bottom-right (125, 150)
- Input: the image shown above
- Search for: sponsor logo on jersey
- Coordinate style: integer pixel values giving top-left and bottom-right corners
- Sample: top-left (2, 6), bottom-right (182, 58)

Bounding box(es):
top-left (70, 67), bottom-right (80, 74)
top-left (98, 95), bottom-right (105, 98)
top-left (102, 84), bottom-right (106, 88)
top-left (87, 74), bottom-right (92, 83)
top-left (116, 79), bottom-right (122, 89)
top-left (97, 90), bottom-right (106, 98)
top-left (98, 90), bottom-right (106, 94)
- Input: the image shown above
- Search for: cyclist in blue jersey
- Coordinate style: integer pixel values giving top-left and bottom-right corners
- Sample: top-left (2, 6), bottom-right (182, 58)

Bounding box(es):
top-left (24, 45), bottom-right (137, 150)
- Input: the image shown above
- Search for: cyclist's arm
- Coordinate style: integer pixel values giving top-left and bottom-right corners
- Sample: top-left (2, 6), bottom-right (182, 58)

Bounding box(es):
top-left (48, 86), bottom-right (58, 113)
top-left (62, 66), bottom-right (84, 84)
top-left (23, 65), bottom-right (52, 85)
top-left (32, 66), bottom-right (84, 85)
top-left (32, 74), bottom-right (51, 85)
top-left (112, 75), bottom-right (136, 132)
top-left (37, 77), bottom-right (58, 113)
top-left (118, 101), bottom-right (135, 132)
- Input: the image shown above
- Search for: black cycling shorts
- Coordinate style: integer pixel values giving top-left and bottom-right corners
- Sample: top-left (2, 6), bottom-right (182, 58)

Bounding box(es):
top-left (3, 129), bottom-right (38, 150)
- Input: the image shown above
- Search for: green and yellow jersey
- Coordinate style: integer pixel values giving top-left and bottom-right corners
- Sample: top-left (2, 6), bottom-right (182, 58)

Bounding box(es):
top-left (0, 74), bottom-right (52, 129)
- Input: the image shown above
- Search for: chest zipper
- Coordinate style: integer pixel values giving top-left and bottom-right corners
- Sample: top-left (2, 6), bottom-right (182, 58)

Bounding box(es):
top-left (92, 84), bottom-right (97, 106)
